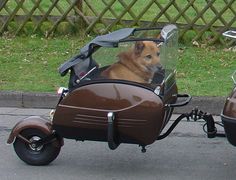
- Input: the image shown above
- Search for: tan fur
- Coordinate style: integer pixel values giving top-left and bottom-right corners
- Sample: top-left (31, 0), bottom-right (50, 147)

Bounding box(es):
top-left (101, 41), bottom-right (161, 83)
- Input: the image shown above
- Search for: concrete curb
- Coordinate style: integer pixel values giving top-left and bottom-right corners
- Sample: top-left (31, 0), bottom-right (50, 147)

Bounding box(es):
top-left (173, 96), bottom-right (225, 115)
top-left (0, 91), bottom-right (60, 109)
top-left (0, 91), bottom-right (226, 115)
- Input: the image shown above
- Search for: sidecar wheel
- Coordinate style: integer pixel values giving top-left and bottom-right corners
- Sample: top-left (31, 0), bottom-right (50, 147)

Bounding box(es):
top-left (13, 128), bottom-right (61, 166)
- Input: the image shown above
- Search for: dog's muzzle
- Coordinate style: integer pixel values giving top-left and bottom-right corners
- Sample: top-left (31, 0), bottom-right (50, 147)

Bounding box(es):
top-left (148, 64), bottom-right (163, 73)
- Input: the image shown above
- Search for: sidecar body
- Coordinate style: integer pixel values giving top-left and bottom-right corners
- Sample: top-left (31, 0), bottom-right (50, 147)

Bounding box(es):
top-left (7, 25), bottom-right (191, 165)
top-left (221, 31), bottom-right (236, 146)
top-left (53, 24), bottom-right (190, 147)
top-left (221, 71), bottom-right (236, 146)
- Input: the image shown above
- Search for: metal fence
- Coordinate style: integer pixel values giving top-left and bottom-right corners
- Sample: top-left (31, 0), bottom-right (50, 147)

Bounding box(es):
top-left (0, 0), bottom-right (235, 44)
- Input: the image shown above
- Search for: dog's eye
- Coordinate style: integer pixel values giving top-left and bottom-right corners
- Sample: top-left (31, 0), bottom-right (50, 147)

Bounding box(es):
top-left (157, 52), bottom-right (160, 56)
top-left (145, 55), bottom-right (152, 61)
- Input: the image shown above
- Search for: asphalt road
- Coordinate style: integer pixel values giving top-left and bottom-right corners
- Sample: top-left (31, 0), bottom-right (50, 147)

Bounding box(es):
top-left (0, 108), bottom-right (236, 180)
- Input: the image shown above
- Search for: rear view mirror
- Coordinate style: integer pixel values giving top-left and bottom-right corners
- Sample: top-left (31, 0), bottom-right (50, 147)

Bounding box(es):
top-left (223, 30), bottom-right (236, 39)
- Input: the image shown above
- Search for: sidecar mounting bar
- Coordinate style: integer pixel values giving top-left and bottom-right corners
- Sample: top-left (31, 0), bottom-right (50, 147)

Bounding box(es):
top-left (157, 108), bottom-right (225, 140)
top-left (157, 113), bottom-right (188, 140)
top-left (186, 108), bottom-right (225, 138)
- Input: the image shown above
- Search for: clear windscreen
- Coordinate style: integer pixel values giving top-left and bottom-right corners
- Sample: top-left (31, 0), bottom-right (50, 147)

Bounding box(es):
top-left (91, 25), bottom-right (178, 85)
top-left (92, 42), bottom-right (132, 68)
top-left (232, 71), bottom-right (236, 84)
top-left (160, 25), bottom-right (178, 79)
top-left (92, 40), bottom-right (165, 84)
top-left (92, 27), bottom-right (163, 68)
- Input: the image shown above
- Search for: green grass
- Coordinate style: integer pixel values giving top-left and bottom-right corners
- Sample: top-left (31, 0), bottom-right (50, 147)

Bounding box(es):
top-left (0, 35), bottom-right (235, 96)
top-left (177, 44), bottom-right (236, 96)
top-left (0, 35), bottom-right (90, 92)
top-left (1, 1), bottom-right (235, 96)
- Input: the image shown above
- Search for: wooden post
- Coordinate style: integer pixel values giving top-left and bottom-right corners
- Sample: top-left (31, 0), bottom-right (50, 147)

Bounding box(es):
top-left (74, 0), bottom-right (86, 33)
top-left (76, 0), bottom-right (83, 11)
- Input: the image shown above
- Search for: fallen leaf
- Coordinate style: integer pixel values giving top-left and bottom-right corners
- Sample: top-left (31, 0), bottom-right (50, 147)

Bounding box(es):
top-left (192, 41), bottom-right (199, 47)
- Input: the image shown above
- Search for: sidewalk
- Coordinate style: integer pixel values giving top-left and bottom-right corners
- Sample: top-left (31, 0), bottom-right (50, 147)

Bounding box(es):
top-left (0, 107), bottom-right (51, 117)
top-left (0, 91), bottom-right (59, 109)
top-left (0, 91), bottom-right (226, 115)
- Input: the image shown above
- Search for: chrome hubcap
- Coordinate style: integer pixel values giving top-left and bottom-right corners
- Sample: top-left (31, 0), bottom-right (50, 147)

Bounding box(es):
top-left (29, 136), bottom-right (43, 151)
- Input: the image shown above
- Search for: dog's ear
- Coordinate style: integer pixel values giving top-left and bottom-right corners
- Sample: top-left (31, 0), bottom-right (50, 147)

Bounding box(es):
top-left (134, 41), bottom-right (145, 55)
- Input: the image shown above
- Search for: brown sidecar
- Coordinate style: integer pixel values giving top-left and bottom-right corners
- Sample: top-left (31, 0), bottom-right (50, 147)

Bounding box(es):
top-left (221, 31), bottom-right (236, 146)
top-left (7, 25), bottom-right (192, 165)
top-left (222, 78), bottom-right (236, 146)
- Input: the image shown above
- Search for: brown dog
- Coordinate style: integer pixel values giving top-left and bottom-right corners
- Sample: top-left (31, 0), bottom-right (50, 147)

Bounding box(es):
top-left (101, 41), bottom-right (161, 83)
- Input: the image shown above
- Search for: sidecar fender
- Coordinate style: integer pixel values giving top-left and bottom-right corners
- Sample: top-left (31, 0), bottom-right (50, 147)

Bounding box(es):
top-left (7, 116), bottom-right (63, 147)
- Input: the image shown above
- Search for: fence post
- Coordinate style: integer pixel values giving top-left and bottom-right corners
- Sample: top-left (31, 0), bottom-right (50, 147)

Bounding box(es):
top-left (77, 0), bottom-right (82, 9)
top-left (74, 0), bottom-right (86, 33)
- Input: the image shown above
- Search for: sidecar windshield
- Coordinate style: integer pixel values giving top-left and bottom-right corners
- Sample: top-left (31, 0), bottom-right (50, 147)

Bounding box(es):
top-left (223, 31), bottom-right (236, 85)
top-left (59, 25), bottom-right (178, 88)
top-left (232, 71), bottom-right (236, 84)
top-left (159, 25), bottom-right (178, 79)
top-left (92, 25), bottom-right (178, 84)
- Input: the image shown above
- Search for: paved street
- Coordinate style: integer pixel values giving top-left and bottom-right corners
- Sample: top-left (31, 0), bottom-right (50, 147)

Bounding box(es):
top-left (0, 107), bottom-right (236, 180)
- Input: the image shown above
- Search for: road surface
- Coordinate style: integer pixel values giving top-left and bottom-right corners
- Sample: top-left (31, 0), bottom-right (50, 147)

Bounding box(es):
top-left (0, 107), bottom-right (235, 180)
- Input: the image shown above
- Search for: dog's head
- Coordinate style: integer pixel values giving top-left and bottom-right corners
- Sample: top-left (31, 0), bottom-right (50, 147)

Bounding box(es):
top-left (133, 41), bottom-right (161, 73)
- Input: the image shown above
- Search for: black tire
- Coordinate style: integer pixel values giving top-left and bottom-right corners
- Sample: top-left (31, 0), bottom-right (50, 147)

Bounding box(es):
top-left (13, 128), bottom-right (61, 166)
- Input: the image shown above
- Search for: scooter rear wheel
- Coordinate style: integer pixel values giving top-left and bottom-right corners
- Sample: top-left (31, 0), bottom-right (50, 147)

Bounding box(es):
top-left (13, 128), bottom-right (61, 166)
